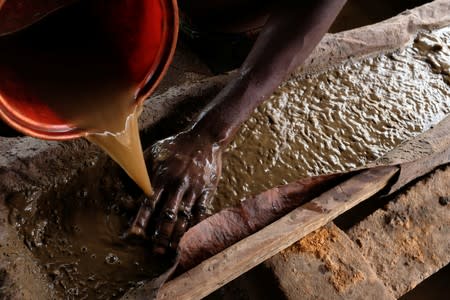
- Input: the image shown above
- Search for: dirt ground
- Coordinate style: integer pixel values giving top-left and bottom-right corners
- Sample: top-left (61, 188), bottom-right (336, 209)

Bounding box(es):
top-left (0, 1), bottom-right (449, 299)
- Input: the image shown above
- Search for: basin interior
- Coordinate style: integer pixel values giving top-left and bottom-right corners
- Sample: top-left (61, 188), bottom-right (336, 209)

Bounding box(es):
top-left (7, 156), bottom-right (174, 299)
top-left (2, 1), bottom-right (449, 299)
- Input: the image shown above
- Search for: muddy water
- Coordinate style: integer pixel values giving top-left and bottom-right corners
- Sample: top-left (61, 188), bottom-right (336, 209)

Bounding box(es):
top-left (214, 28), bottom-right (450, 211)
top-left (87, 108), bottom-right (153, 197)
top-left (8, 159), bottom-right (170, 299)
top-left (0, 2), bottom-right (166, 298)
top-left (10, 26), bottom-right (450, 300)
top-left (0, 0), bottom-right (153, 196)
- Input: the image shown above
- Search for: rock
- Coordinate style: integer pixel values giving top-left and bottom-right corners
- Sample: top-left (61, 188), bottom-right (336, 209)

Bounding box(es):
top-left (266, 223), bottom-right (394, 300)
top-left (347, 167), bottom-right (450, 297)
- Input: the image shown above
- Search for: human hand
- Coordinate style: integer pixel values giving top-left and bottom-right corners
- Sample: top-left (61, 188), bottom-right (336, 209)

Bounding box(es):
top-left (129, 129), bottom-right (223, 255)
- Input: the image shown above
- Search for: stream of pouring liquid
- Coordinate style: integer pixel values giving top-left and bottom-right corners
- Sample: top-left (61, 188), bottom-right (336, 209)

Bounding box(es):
top-left (86, 107), bottom-right (154, 197)
top-left (0, 0), bottom-right (154, 197)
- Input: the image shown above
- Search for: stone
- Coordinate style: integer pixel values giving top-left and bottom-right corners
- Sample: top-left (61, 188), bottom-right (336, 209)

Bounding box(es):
top-left (0, 38), bottom-right (214, 299)
top-left (347, 166), bottom-right (450, 297)
top-left (266, 223), bottom-right (394, 300)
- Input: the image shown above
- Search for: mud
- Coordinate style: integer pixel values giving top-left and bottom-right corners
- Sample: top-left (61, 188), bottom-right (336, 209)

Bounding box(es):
top-left (214, 27), bottom-right (450, 211)
top-left (7, 158), bottom-right (171, 299)
top-left (0, 0), bottom-right (156, 197)
top-left (1, 13), bottom-right (449, 300)
top-left (178, 172), bottom-right (347, 271)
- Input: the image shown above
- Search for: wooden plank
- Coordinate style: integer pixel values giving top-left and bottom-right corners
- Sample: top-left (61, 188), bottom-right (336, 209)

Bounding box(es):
top-left (157, 166), bottom-right (399, 300)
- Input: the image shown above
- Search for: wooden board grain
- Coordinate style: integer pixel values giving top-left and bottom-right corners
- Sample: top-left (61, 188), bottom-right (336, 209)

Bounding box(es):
top-left (157, 166), bottom-right (399, 300)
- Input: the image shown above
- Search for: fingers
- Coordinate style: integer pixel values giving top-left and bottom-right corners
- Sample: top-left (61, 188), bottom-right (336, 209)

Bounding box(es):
top-left (128, 188), bottom-right (164, 238)
top-left (152, 185), bottom-right (187, 255)
top-left (128, 186), bottom-right (216, 256)
top-left (168, 191), bottom-right (197, 251)
top-left (193, 190), bottom-right (214, 224)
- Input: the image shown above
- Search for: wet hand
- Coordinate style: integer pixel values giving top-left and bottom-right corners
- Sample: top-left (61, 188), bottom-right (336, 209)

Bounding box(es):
top-left (129, 129), bottom-right (223, 255)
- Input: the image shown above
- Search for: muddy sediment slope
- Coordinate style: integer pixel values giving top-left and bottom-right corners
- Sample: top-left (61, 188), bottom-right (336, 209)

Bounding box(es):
top-left (0, 2), bottom-right (449, 299)
top-left (19, 27), bottom-right (448, 299)
top-left (215, 28), bottom-right (450, 211)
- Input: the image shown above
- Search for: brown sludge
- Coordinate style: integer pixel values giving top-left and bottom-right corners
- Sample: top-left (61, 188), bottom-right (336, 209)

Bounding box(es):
top-left (0, 0), bottom-right (153, 196)
top-left (7, 158), bottom-right (171, 299)
top-left (214, 28), bottom-right (450, 212)
top-left (176, 145), bottom-right (450, 274)
top-left (178, 172), bottom-right (349, 271)
top-left (2, 8), bottom-right (450, 300)
top-left (87, 108), bottom-right (153, 197)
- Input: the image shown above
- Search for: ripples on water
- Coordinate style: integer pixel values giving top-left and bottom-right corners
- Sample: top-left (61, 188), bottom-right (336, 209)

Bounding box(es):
top-left (214, 28), bottom-right (450, 211)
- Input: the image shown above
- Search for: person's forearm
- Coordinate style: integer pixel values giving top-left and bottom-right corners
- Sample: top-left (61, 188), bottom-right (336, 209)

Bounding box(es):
top-left (194, 0), bottom-right (347, 145)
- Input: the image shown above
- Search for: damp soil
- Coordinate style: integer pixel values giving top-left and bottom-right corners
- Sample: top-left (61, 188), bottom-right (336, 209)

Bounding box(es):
top-left (5, 25), bottom-right (450, 300)
top-left (7, 158), bottom-right (171, 299)
top-left (213, 28), bottom-right (450, 212)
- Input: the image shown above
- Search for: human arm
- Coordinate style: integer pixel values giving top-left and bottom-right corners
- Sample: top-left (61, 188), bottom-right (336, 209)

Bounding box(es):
top-left (193, 0), bottom-right (347, 145)
top-left (131, 0), bottom-right (347, 255)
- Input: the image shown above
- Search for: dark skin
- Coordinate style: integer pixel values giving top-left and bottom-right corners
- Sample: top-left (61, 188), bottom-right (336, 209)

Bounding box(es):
top-left (130, 0), bottom-right (348, 255)
top-left (0, 0), bottom-right (347, 254)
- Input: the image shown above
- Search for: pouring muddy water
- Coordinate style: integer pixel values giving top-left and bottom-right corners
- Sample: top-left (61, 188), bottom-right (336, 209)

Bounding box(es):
top-left (1, 0), bottom-right (450, 299)
top-left (0, 0), bottom-right (178, 197)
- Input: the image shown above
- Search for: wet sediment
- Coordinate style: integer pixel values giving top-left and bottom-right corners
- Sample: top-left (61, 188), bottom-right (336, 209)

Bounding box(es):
top-left (214, 28), bottom-right (450, 211)
top-left (3, 25), bottom-right (450, 300)
top-left (7, 158), bottom-right (171, 299)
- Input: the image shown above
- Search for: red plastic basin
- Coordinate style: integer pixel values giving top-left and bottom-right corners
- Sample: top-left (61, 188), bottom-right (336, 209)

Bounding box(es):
top-left (0, 0), bottom-right (178, 140)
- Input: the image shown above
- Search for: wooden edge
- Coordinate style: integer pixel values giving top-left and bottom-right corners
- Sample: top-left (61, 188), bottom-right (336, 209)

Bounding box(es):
top-left (295, 0), bottom-right (450, 76)
top-left (140, 1), bottom-right (450, 132)
top-left (373, 116), bottom-right (450, 166)
top-left (157, 166), bottom-right (399, 300)
top-left (388, 146), bottom-right (450, 195)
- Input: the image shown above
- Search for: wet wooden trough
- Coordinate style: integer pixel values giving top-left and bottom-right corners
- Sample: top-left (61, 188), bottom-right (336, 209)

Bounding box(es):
top-left (0, 1), bottom-right (449, 299)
